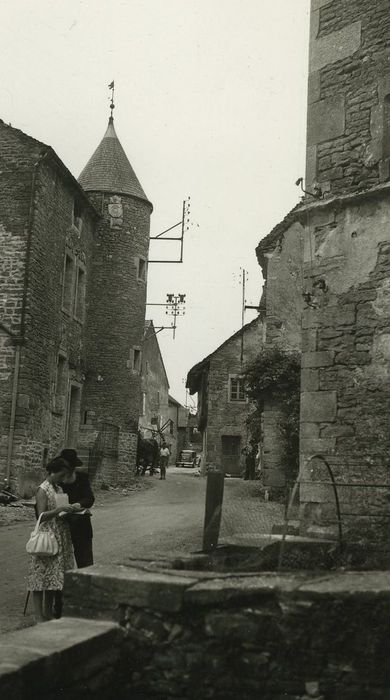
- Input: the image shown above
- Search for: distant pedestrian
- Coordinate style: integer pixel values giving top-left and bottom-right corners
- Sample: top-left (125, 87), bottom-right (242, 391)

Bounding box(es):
top-left (159, 443), bottom-right (170, 480)
top-left (27, 457), bottom-right (82, 623)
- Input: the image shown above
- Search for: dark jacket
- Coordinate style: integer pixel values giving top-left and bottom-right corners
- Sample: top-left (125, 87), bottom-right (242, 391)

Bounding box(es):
top-left (60, 471), bottom-right (95, 540)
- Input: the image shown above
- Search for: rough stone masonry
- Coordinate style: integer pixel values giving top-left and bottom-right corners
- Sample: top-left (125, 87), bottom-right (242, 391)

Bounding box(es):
top-left (0, 114), bottom-right (152, 495)
top-left (257, 0), bottom-right (390, 539)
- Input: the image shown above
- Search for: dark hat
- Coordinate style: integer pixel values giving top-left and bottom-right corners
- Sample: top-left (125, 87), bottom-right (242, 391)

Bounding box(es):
top-left (60, 448), bottom-right (83, 468)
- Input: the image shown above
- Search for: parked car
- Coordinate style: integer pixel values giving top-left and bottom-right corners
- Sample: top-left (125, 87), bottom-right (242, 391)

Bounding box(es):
top-left (176, 450), bottom-right (197, 468)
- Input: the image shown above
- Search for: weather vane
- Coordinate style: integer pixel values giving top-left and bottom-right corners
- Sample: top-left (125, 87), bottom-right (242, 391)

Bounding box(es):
top-left (108, 80), bottom-right (115, 118)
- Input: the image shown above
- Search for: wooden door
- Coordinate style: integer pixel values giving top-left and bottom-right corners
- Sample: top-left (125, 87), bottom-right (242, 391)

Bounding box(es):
top-left (221, 435), bottom-right (242, 476)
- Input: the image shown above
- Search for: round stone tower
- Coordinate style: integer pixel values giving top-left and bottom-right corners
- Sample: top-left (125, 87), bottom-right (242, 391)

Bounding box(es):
top-left (78, 115), bottom-right (152, 483)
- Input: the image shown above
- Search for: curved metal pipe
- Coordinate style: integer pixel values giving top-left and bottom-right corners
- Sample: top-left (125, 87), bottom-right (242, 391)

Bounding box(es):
top-left (308, 453), bottom-right (343, 548)
top-left (277, 452), bottom-right (343, 571)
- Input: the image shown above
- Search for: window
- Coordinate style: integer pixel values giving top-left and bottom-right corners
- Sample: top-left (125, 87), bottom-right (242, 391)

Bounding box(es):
top-left (54, 354), bottom-right (67, 413)
top-left (56, 355), bottom-right (67, 397)
top-left (74, 264), bottom-right (86, 323)
top-left (66, 383), bottom-right (82, 445)
top-left (229, 376), bottom-right (245, 402)
top-left (42, 447), bottom-right (49, 468)
top-left (62, 253), bottom-right (75, 314)
top-left (72, 198), bottom-right (83, 233)
top-left (133, 347), bottom-right (141, 373)
top-left (141, 392), bottom-right (146, 416)
top-left (137, 257), bottom-right (147, 282)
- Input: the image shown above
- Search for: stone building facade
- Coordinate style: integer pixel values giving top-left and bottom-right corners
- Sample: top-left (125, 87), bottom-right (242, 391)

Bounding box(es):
top-left (168, 395), bottom-right (188, 465)
top-left (0, 115), bottom-right (152, 494)
top-left (257, 0), bottom-right (390, 537)
top-left (139, 320), bottom-right (170, 445)
top-left (187, 317), bottom-right (263, 476)
top-left (256, 213), bottom-right (304, 490)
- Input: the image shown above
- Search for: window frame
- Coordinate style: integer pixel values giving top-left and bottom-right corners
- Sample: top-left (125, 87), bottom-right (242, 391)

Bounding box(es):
top-left (62, 251), bottom-right (75, 316)
top-left (132, 347), bottom-right (142, 373)
top-left (74, 261), bottom-right (86, 324)
top-left (137, 256), bottom-right (147, 282)
top-left (53, 352), bottom-right (67, 414)
top-left (228, 374), bottom-right (246, 403)
top-left (72, 198), bottom-right (83, 234)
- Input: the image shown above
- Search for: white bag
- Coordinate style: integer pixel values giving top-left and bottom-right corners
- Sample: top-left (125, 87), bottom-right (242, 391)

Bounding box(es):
top-left (26, 513), bottom-right (59, 557)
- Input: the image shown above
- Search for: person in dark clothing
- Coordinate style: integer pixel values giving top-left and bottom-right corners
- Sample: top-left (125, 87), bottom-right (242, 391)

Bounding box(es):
top-left (244, 445), bottom-right (256, 481)
top-left (54, 449), bottom-right (95, 618)
top-left (59, 449), bottom-right (94, 567)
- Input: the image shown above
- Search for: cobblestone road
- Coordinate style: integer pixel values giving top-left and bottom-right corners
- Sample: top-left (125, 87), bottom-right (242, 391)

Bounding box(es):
top-left (0, 470), bottom-right (284, 634)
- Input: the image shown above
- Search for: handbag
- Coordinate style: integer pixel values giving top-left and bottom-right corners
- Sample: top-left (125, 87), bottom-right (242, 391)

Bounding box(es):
top-left (26, 513), bottom-right (59, 557)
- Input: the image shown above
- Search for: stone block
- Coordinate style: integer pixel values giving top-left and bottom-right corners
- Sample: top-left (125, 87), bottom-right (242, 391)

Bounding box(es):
top-left (184, 574), bottom-right (297, 607)
top-left (205, 612), bottom-right (261, 642)
top-left (300, 437), bottom-right (336, 455)
top-left (310, 21), bottom-right (362, 74)
top-left (306, 144), bottom-right (318, 187)
top-left (302, 328), bottom-right (318, 352)
top-left (302, 307), bottom-right (321, 329)
top-left (308, 70), bottom-right (321, 105)
top-left (302, 351), bottom-right (335, 368)
top-left (307, 96), bottom-right (345, 147)
top-left (301, 391), bottom-right (337, 422)
top-left (0, 618), bottom-right (121, 697)
top-left (299, 481), bottom-right (337, 504)
top-left (320, 424), bottom-right (355, 438)
top-left (322, 304), bottom-right (356, 327)
top-left (301, 369), bottom-right (319, 392)
top-left (300, 423), bottom-right (320, 439)
top-left (64, 564), bottom-right (198, 614)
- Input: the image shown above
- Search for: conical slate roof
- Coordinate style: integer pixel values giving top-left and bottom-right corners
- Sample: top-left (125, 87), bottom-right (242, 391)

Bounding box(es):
top-left (78, 117), bottom-right (150, 203)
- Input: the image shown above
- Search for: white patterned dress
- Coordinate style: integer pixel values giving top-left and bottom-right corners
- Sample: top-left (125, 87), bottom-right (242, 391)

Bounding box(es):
top-left (27, 480), bottom-right (75, 591)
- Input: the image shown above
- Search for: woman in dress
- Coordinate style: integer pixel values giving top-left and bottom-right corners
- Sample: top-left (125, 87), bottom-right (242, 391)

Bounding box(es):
top-left (27, 457), bottom-right (82, 622)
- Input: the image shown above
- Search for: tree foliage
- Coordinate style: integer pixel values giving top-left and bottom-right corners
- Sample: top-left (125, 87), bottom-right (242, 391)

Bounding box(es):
top-left (243, 346), bottom-right (301, 480)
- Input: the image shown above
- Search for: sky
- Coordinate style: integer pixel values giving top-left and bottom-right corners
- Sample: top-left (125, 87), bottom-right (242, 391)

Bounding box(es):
top-left (0, 0), bottom-right (310, 406)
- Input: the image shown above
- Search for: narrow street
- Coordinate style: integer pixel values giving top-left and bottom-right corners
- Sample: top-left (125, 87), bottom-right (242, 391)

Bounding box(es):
top-left (0, 470), bottom-right (283, 635)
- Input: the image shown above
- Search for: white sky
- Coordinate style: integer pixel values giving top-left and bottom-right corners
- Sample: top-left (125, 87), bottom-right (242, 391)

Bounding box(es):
top-left (0, 0), bottom-right (310, 406)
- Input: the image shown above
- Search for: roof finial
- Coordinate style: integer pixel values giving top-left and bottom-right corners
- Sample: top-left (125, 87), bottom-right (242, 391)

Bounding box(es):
top-left (108, 80), bottom-right (115, 121)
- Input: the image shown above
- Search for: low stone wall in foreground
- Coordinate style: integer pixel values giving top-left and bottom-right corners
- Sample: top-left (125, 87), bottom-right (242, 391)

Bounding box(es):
top-left (2, 560), bottom-right (390, 699)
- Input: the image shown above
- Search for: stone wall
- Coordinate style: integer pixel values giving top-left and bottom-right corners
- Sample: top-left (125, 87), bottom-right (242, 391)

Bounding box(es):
top-left (140, 323), bottom-right (170, 442)
top-left (0, 617), bottom-right (122, 700)
top-left (17, 160), bottom-right (95, 493)
top-left (205, 318), bottom-right (263, 475)
top-left (0, 122), bottom-right (42, 488)
top-left (307, 0), bottom-right (390, 193)
top-left (0, 122), bottom-right (96, 494)
top-left (257, 220), bottom-right (303, 490)
top-left (300, 192), bottom-right (390, 538)
top-left (61, 562), bottom-right (390, 699)
top-left (3, 562), bottom-right (390, 698)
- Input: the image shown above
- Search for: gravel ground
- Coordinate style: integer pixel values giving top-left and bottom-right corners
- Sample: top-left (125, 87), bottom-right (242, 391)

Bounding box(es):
top-left (0, 471), bottom-right (284, 634)
top-left (0, 478), bottom-right (154, 528)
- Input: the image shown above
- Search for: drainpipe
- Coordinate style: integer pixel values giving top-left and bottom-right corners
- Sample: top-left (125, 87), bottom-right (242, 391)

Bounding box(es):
top-left (4, 151), bottom-right (49, 486)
